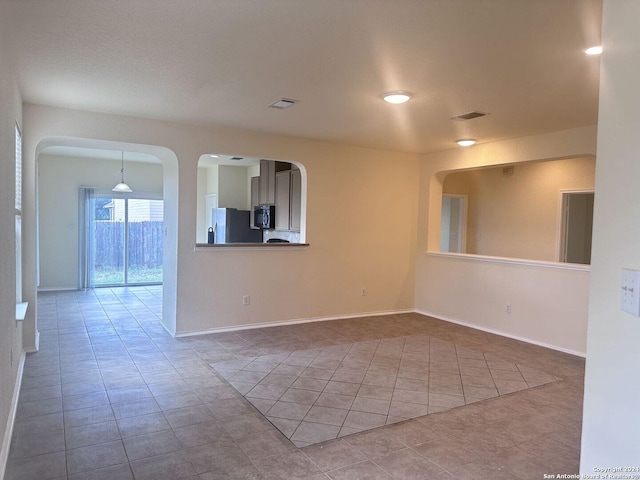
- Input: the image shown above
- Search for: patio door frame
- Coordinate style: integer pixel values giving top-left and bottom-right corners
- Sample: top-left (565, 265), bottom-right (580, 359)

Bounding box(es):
top-left (92, 193), bottom-right (164, 287)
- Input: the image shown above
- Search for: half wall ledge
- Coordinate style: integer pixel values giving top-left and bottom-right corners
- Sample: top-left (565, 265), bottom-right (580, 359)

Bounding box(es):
top-left (194, 243), bottom-right (309, 251)
top-left (426, 251), bottom-right (590, 272)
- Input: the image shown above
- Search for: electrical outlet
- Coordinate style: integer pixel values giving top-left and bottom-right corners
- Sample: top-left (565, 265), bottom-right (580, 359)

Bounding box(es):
top-left (361, 288), bottom-right (366, 296)
top-left (505, 304), bottom-right (511, 314)
top-left (242, 295), bottom-right (250, 306)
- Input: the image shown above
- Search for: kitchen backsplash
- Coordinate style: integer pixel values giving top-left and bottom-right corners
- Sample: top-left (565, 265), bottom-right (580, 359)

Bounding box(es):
top-left (263, 229), bottom-right (301, 243)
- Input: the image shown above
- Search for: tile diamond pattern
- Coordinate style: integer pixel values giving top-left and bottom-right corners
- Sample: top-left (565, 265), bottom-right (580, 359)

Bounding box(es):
top-left (211, 335), bottom-right (558, 447)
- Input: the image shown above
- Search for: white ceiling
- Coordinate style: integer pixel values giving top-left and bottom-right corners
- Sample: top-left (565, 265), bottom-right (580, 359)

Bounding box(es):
top-left (198, 155), bottom-right (261, 168)
top-left (40, 146), bottom-right (161, 164)
top-left (1, 0), bottom-right (602, 154)
top-left (40, 146), bottom-right (257, 168)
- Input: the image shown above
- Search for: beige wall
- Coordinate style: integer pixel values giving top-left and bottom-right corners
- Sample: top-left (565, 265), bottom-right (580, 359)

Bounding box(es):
top-left (581, 0), bottom-right (640, 468)
top-left (0, 26), bottom-right (24, 476)
top-left (22, 106), bottom-right (597, 356)
top-left (443, 156), bottom-right (595, 261)
top-left (23, 104), bottom-right (419, 339)
top-left (217, 165), bottom-right (249, 210)
top-left (37, 154), bottom-right (163, 289)
top-left (415, 126), bottom-right (597, 355)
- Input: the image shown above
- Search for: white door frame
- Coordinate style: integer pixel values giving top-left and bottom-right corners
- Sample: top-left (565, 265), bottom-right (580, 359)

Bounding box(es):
top-left (557, 189), bottom-right (595, 263)
top-left (442, 194), bottom-right (468, 253)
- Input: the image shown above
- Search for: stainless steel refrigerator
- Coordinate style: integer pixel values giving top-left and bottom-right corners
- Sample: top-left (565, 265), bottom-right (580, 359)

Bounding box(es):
top-left (213, 208), bottom-right (262, 244)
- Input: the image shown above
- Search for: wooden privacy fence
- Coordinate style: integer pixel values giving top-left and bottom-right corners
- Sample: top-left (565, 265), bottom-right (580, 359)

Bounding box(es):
top-left (93, 221), bottom-right (163, 268)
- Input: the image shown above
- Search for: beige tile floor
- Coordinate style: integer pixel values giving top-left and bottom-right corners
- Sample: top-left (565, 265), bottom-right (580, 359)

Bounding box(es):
top-left (213, 335), bottom-right (559, 447)
top-left (6, 287), bottom-right (584, 479)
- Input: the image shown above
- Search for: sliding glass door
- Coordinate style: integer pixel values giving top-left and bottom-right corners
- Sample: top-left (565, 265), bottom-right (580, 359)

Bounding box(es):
top-left (126, 199), bottom-right (164, 283)
top-left (92, 197), bottom-right (163, 286)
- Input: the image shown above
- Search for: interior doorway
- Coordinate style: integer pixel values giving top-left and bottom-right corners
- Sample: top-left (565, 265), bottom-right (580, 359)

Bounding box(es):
top-left (440, 194), bottom-right (468, 253)
top-left (559, 191), bottom-right (594, 264)
top-left (36, 137), bottom-right (179, 335)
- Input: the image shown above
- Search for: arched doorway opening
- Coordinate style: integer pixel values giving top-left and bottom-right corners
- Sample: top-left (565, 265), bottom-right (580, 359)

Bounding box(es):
top-left (35, 137), bottom-right (178, 334)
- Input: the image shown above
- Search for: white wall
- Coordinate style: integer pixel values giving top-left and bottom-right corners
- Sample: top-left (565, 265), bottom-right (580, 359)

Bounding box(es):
top-left (415, 126), bottom-right (597, 355)
top-left (581, 0), bottom-right (640, 468)
top-left (206, 165), bottom-right (219, 195)
top-left (23, 104), bottom-right (419, 338)
top-left (38, 154), bottom-right (163, 289)
top-left (0, 22), bottom-right (24, 477)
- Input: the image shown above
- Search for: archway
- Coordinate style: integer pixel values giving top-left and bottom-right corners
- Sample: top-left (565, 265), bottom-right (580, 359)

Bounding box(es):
top-left (35, 137), bottom-right (179, 334)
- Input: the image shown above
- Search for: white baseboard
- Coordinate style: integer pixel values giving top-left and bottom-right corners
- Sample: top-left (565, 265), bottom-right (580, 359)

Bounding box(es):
top-left (175, 309), bottom-right (415, 338)
top-left (37, 287), bottom-right (77, 292)
top-left (159, 320), bottom-right (176, 338)
top-left (24, 331), bottom-right (39, 354)
top-left (175, 307), bottom-right (585, 358)
top-left (415, 309), bottom-right (586, 358)
top-left (0, 349), bottom-right (26, 480)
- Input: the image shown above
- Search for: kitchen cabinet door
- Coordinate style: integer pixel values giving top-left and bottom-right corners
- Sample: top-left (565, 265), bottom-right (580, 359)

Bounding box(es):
top-left (250, 176), bottom-right (260, 229)
top-left (259, 159), bottom-right (276, 205)
top-left (275, 170), bottom-right (291, 230)
top-left (290, 168), bottom-right (301, 232)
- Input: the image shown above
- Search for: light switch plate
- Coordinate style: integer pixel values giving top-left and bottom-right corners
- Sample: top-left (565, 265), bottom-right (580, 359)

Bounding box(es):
top-left (621, 269), bottom-right (640, 316)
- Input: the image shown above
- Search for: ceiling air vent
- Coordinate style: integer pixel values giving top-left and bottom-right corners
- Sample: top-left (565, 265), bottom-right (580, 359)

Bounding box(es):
top-left (230, 156), bottom-right (243, 161)
top-left (268, 98), bottom-right (298, 109)
top-left (451, 111), bottom-right (488, 121)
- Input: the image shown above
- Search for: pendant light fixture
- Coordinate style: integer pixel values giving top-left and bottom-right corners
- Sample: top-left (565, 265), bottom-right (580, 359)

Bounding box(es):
top-left (112, 151), bottom-right (133, 193)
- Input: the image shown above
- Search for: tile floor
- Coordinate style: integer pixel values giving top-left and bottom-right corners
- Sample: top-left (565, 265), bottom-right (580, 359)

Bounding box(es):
top-left (6, 287), bottom-right (585, 479)
top-left (213, 335), bottom-right (559, 447)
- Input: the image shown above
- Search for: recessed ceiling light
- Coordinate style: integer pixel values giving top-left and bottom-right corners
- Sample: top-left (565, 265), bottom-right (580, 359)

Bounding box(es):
top-left (457, 139), bottom-right (476, 147)
top-left (585, 45), bottom-right (603, 55)
top-left (382, 92), bottom-right (412, 104)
